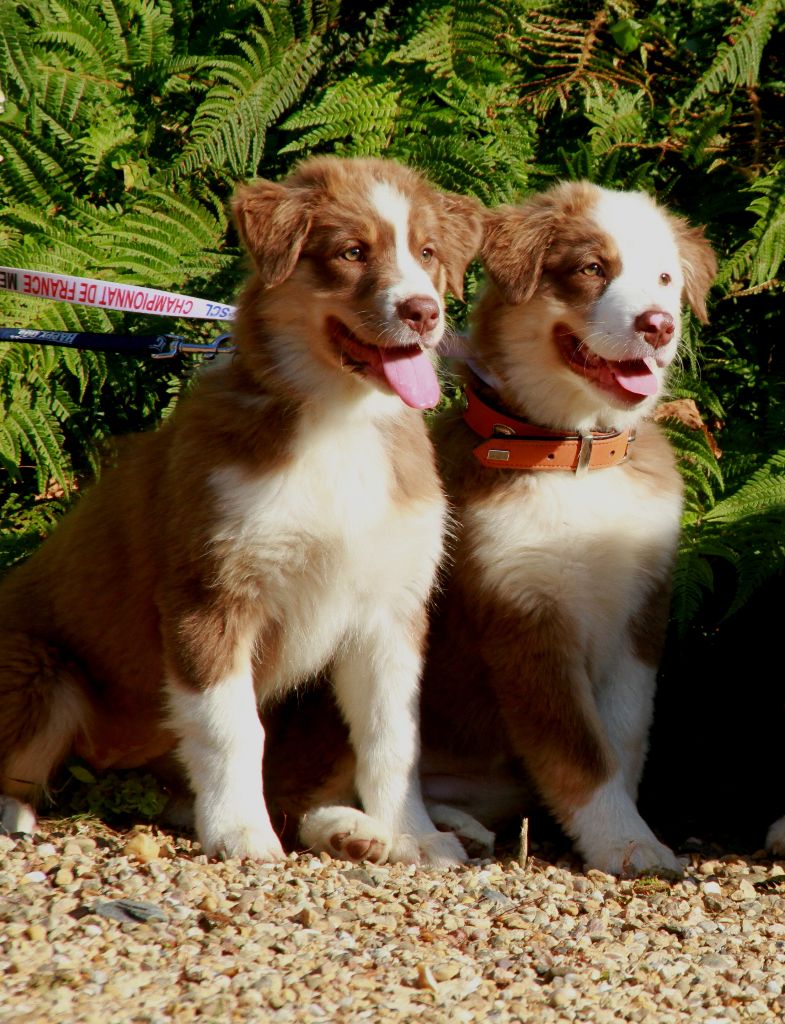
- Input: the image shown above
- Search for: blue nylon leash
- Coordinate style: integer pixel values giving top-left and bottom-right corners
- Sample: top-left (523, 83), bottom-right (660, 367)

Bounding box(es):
top-left (0, 328), bottom-right (235, 359)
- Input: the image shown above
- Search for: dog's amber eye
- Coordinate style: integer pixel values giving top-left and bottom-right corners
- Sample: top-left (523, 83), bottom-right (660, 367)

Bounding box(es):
top-left (341, 246), bottom-right (365, 262)
top-left (581, 263), bottom-right (605, 277)
top-left (659, 272), bottom-right (672, 285)
top-left (421, 247), bottom-right (435, 264)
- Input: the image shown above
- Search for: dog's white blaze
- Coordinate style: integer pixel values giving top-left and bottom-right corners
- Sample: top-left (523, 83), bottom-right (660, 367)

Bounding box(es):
top-left (208, 401), bottom-right (445, 697)
top-left (369, 181), bottom-right (443, 328)
top-left (588, 189), bottom-right (685, 365)
top-left (167, 664), bottom-right (284, 860)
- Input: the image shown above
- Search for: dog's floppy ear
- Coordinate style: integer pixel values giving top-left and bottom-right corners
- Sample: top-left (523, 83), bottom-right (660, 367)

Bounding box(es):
top-left (480, 200), bottom-right (555, 305)
top-left (437, 192), bottom-right (485, 300)
top-left (232, 179), bottom-right (315, 289)
top-left (670, 216), bottom-right (717, 323)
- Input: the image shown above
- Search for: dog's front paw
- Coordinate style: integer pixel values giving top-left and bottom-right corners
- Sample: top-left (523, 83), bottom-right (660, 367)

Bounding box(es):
top-left (582, 836), bottom-right (683, 878)
top-left (300, 806), bottom-right (392, 863)
top-left (766, 814), bottom-right (785, 856)
top-left (199, 821), bottom-right (286, 862)
top-left (0, 796), bottom-right (37, 835)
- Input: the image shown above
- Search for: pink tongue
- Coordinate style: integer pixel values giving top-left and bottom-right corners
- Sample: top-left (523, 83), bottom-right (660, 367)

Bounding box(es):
top-left (379, 346), bottom-right (441, 409)
top-left (612, 356), bottom-right (659, 396)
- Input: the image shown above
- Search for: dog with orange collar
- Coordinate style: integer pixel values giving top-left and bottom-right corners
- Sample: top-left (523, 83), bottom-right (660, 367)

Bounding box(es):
top-left (420, 180), bottom-right (716, 875)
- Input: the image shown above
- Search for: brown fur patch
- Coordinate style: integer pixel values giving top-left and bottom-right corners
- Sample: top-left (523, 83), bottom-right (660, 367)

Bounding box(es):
top-left (667, 214), bottom-right (717, 322)
top-left (629, 576), bottom-right (674, 668)
top-left (425, 560), bottom-right (615, 816)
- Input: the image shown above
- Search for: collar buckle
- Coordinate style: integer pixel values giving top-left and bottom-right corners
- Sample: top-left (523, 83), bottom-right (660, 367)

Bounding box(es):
top-left (576, 431), bottom-right (594, 477)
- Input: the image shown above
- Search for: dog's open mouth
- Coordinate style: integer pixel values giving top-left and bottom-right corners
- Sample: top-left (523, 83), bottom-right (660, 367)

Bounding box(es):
top-left (326, 316), bottom-right (441, 410)
top-left (554, 325), bottom-right (659, 404)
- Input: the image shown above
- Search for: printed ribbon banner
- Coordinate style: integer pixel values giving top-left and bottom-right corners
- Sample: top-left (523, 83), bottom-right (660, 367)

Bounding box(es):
top-left (0, 266), bottom-right (236, 321)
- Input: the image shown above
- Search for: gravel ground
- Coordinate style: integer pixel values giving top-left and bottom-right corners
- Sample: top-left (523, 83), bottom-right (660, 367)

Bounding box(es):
top-left (2, 820), bottom-right (785, 1024)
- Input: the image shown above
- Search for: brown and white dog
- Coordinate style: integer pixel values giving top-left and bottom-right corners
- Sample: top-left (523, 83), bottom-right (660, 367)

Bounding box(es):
top-left (420, 181), bottom-right (716, 875)
top-left (0, 156), bottom-right (483, 865)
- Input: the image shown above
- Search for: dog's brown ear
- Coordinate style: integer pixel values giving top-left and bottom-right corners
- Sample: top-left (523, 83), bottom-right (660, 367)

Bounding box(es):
top-left (480, 201), bottom-right (554, 305)
top-left (671, 216), bottom-right (717, 323)
top-left (232, 180), bottom-right (315, 289)
top-left (437, 192), bottom-right (485, 300)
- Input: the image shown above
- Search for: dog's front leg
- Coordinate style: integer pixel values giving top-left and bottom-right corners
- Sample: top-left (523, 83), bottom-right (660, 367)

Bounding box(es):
top-left (567, 646), bottom-right (682, 876)
top-left (164, 609), bottom-right (284, 862)
top-left (481, 611), bottom-right (679, 876)
top-left (328, 619), bottom-right (466, 867)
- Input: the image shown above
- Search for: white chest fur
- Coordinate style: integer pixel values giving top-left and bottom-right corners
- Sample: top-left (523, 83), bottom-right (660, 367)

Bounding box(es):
top-left (208, 394), bottom-right (446, 692)
top-left (466, 459), bottom-right (682, 668)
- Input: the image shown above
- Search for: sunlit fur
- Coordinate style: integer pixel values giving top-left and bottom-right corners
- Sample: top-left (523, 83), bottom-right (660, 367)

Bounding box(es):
top-left (421, 181), bottom-right (717, 875)
top-left (0, 156), bottom-right (483, 865)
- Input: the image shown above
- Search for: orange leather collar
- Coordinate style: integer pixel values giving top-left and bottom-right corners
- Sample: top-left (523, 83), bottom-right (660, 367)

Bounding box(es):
top-left (463, 384), bottom-right (634, 473)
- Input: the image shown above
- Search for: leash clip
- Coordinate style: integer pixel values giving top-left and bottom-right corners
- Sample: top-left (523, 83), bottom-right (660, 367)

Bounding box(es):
top-left (151, 332), bottom-right (235, 360)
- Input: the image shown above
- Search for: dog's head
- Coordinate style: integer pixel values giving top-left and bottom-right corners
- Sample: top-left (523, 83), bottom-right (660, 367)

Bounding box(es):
top-left (232, 157), bottom-right (483, 410)
top-left (475, 181), bottom-right (716, 431)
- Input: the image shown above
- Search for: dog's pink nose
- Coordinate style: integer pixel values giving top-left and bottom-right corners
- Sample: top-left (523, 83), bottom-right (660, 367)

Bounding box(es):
top-left (635, 310), bottom-right (675, 349)
top-left (397, 296), bottom-right (440, 336)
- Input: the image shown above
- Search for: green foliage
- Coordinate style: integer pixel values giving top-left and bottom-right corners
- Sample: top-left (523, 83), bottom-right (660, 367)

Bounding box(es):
top-left (1, 0), bottom-right (784, 652)
top-left (684, 0), bottom-right (781, 108)
top-left (59, 762), bottom-right (169, 822)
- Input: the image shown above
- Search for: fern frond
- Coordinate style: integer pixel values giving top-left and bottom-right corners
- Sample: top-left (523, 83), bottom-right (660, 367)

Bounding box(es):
top-left (94, 191), bottom-right (232, 284)
top-left (281, 74), bottom-right (400, 155)
top-left (0, 1), bottom-right (38, 101)
top-left (0, 122), bottom-right (72, 207)
top-left (586, 89), bottom-right (646, 155)
top-left (35, 10), bottom-right (131, 79)
top-left (512, 10), bottom-right (647, 114)
top-left (685, 0), bottom-right (781, 108)
top-left (4, 396), bottom-right (69, 493)
top-left (386, 5), bottom-right (454, 78)
top-left (661, 416), bottom-right (724, 488)
top-left (125, 0), bottom-right (176, 68)
top-left (671, 533), bottom-right (716, 630)
top-left (165, 30), bottom-right (325, 179)
top-left (717, 162), bottom-right (785, 292)
top-left (704, 449), bottom-right (785, 526)
top-left (452, 0), bottom-right (525, 82)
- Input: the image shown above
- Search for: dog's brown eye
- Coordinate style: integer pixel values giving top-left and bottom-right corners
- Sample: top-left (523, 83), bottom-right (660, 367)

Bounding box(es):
top-left (421, 247), bottom-right (435, 264)
top-left (341, 246), bottom-right (364, 262)
top-left (581, 263), bottom-right (605, 277)
top-left (659, 272), bottom-right (672, 285)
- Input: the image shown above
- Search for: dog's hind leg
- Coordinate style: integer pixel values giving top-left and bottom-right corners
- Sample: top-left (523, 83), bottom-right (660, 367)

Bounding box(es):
top-left (425, 803), bottom-right (495, 859)
top-left (0, 634), bottom-right (88, 834)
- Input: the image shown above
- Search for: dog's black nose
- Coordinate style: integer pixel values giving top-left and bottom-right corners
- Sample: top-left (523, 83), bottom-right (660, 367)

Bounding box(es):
top-left (397, 296), bottom-right (440, 336)
top-left (635, 310), bottom-right (675, 349)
